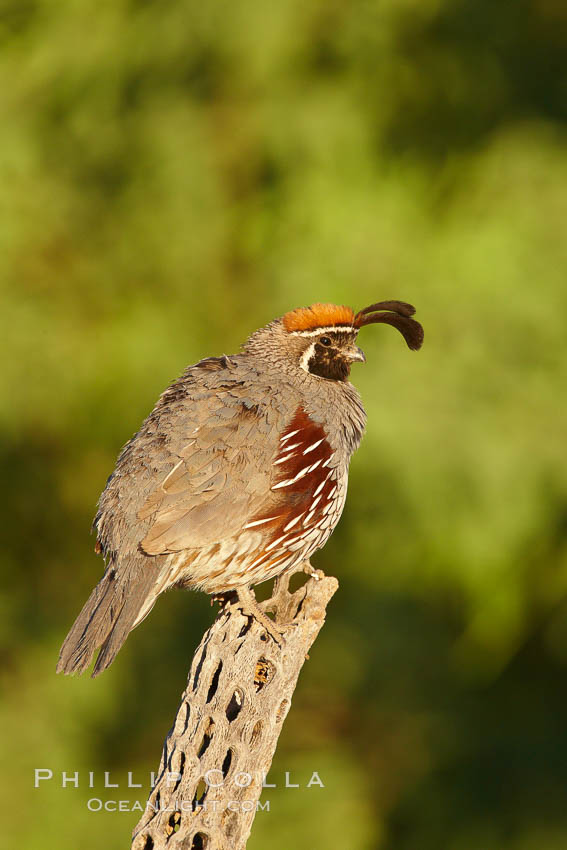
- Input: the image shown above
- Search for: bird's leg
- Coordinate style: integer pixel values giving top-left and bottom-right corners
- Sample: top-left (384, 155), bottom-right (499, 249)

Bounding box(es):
top-left (236, 586), bottom-right (289, 644)
top-left (272, 572), bottom-right (291, 598)
top-left (237, 565), bottom-right (324, 641)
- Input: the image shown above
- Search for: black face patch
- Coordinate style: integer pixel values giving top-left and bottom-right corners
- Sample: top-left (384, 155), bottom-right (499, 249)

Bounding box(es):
top-left (306, 331), bottom-right (356, 382)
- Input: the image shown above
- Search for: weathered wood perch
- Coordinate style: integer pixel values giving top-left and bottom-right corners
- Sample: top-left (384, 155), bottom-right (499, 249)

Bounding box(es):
top-left (131, 567), bottom-right (338, 850)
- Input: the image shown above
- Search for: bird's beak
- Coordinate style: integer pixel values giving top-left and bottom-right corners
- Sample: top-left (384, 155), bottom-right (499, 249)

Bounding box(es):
top-left (345, 345), bottom-right (366, 364)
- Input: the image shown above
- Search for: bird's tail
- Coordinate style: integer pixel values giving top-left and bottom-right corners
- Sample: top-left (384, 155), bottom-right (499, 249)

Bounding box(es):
top-left (56, 558), bottom-right (162, 678)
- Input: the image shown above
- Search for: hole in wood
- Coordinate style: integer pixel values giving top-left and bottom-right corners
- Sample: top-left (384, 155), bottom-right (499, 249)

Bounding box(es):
top-left (206, 660), bottom-right (223, 703)
top-left (192, 647), bottom-right (207, 691)
top-left (238, 620), bottom-right (252, 638)
top-left (250, 720), bottom-right (262, 746)
top-left (192, 779), bottom-right (207, 808)
top-left (289, 571), bottom-right (310, 593)
top-left (178, 703), bottom-right (191, 735)
top-left (167, 751), bottom-right (185, 790)
top-left (226, 689), bottom-right (244, 722)
top-left (166, 811), bottom-right (181, 836)
top-left (222, 748), bottom-right (233, 778)
top-left (254, 657), bottom-right (275, 691)
top-left (141, 836), bottom-right (154, 850)
top-left (197, 718), bottom-right (214, 758)
top-left (254, 580), bottom-right (275, 602)
top-left (191, 833), bottom-right (208, 850)
top-left (275, 698), bottom-right (289, 723)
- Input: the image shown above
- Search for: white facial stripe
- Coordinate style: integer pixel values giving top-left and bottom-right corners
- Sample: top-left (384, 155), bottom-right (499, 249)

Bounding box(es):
top-left (291, 325), bottom-right (356, 338)
top-left (299, 341), bottom-right (317, 372)
top-left (299, 326), bottom-right (358, 373)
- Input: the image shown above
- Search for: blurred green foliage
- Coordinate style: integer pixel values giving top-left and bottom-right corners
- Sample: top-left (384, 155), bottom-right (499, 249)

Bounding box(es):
top-left (2, 1), bottom-right (567, 848)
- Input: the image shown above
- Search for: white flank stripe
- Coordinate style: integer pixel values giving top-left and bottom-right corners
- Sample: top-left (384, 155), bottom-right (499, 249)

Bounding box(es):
top-left (293, 464), bottom-right (313, 482)
top-left (273, 451), bottom-right (297, 466)
top-left (248, 553), bottom-right (268, 569)
top-left (271, 478), bottom-right (293, 490)
top-left (265, 534), bottom-right (288, 552)
top-left (284, 534), bottom-right (303, 546)
top-left (271, 463), bottom-right (313, 489)
top-left (283, 514), bottom-right (303, 531)
top-left (280, 429), bottom-right (300, 443)
top-left (243, 516), bottom-right (279, 529)
top-left (302, 438), bottom-right (324, 455)
top-left (308, 459), bottom-right (322, 472)
top-left (304, 510), bottom-right (316, 526)
top-left (313, 478), bottom-right (328, 497)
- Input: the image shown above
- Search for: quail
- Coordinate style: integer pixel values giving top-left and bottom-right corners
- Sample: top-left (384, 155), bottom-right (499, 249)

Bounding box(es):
top-left (57, 300), bottom-right (423, 677)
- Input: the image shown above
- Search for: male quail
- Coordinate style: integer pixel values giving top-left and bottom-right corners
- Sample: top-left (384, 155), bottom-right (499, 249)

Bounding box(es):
top-left (57, 301), bottom-right (423, 677)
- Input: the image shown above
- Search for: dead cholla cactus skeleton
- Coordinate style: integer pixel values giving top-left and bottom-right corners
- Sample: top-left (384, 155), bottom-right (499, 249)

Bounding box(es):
top-left (57, 300), bottom-right (423, 677)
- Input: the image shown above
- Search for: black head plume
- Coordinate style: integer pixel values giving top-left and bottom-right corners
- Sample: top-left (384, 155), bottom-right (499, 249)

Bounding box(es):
top-left (354, 300), bottom-right (424, 350)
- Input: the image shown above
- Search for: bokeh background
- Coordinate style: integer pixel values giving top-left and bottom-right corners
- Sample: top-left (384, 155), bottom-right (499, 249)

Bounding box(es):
top-left (2, 1), bottom-right (567, 848)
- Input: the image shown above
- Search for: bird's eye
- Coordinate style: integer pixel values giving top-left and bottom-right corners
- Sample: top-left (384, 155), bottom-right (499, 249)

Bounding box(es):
top-left (319, 336), bottom-right (332, 346)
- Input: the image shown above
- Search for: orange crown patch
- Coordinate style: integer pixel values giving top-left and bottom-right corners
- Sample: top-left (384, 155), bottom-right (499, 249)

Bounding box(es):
top-left (283, 303), bottom-right (355, 332)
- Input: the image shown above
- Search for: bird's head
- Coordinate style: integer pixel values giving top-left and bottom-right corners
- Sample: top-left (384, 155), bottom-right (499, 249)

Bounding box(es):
top-left (244, 301), bottom-right (424, 381)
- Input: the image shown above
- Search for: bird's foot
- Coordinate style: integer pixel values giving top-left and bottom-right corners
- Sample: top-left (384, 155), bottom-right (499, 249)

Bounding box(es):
top-left (303, 560), bottom-right (324, 581)
top-left (236, 586), bottom-right (295, 645)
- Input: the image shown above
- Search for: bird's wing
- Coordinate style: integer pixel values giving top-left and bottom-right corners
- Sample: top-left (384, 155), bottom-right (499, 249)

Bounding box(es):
top-left (136, 377), bottom-right (283, 555)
